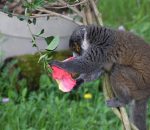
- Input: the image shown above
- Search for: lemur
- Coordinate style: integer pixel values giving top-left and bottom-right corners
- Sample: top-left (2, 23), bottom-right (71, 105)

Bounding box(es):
top-left (50, 25), bottom-right (150, 130)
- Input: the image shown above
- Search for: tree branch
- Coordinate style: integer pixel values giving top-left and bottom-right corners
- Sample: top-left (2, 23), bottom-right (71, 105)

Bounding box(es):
top-left (89, 0), bottom-right (103, 26)
top-left (44, 0), bottom-right (88, 9)
top-left (58, 0), bottom-right (83, 17)
top-left (36, 8), bottom-right (82, 25)
top-left (84, 2), bottom-right (93, 24)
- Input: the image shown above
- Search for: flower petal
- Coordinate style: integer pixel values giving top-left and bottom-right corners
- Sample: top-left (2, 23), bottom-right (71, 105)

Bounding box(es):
top-left (51, 57), bottom-right (76, 92)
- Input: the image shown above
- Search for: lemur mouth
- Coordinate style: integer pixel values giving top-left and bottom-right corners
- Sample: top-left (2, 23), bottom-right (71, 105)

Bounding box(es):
top-left (71, 73), bottom-right (79, 79)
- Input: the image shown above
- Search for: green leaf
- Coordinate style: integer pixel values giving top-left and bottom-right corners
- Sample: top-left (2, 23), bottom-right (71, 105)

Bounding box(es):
top-left (32, 43), bottom-right (37, 47)
top-left (2, 6), bottom-right (9, 13)
top-left (45, 36), bottom-right (60, 51)
top-left (33, 18), bottom-right (36, 25)
top-left (37, 29), bottom-right (45, 36)
top-left (22, 88), bottom-right (27, 98)
top-left (28, 19), bottom-right (32, 24)
top-left (17, 15), bottom-right (27, 21)
top-left (8, 13), bottom-right (13, 17)
top-left (31, 36), bottom-right (36, 47)
top-left (45, 36), bottom-right (54, 45)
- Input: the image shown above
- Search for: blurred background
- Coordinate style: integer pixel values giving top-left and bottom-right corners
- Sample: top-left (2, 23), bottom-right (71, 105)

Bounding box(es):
top-left (0, 0), bottom-right (150, 130)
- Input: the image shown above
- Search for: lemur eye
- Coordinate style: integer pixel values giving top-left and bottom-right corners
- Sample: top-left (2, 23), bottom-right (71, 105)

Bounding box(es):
top-left (74, 42), bottom-right (81, 53)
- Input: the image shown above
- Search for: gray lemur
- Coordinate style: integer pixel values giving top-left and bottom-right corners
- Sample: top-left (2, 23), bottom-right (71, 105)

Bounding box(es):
top-left (49, 25), bottom-right (150, 130)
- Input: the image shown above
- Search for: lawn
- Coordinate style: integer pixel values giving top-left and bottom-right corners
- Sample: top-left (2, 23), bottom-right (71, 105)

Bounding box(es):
top-left (0, 62), bottom-right (121, 130)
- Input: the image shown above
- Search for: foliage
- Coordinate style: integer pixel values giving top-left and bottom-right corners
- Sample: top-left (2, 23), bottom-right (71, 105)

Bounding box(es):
top-left (1, 0), bottom-right (81, 15)
top-left (0, 63), bottom-right (149, 130)
top-left (98, 0), bottom-right (150, 42)
top-left (0, 62), bottom-right (122, 130)
top-left (22, 0), bottom-right (82, 10)
top-left (45, 36), bottom-right (60, 51)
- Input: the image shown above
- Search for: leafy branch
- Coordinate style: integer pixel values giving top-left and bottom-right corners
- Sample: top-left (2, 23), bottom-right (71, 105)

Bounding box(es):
top-left (0, 0), bottom-right (88, 26)
top-left (23, 8), bottom-right (60, 74)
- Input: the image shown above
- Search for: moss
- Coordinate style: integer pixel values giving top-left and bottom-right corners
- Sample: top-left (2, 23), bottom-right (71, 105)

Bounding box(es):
top-left (50, 50), bottom-right (72, 60)
top-left (3, 51), bottom-right (72, 91)
top-left (16, 53), bottom-right (42, 90)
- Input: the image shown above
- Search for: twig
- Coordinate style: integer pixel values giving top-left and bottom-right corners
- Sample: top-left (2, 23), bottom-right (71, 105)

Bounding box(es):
top-left (44, 0), bottom-right (88, 9)
top-left (120, 107), bottom-right (132, 130)
top-left (81, 9), bottom-right (87, 25)
top-left (26, 23), bottom-right (42, 56)
top-left (24, 8), bottom-right (42, 56)
top-left (84, 2), bottom-right (93, 24)
top-left (102, 74), bottom-right (139, 130)
top-left (89, 0), bottom-right (103, 26)
top-left (36, 8), bottom-right (82, 25)
top-left (0, 10), bottom-right (81, 26)
top-left (58, 0), bottom-right (83, 17)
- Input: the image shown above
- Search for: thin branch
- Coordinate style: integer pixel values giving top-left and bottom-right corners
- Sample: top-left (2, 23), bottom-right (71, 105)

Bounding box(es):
top-left (81, 9), bottom-right (87, 25)
top-left (36, 8), bottom-right (82, 25)
top-left (44, 0), bottom-right (88, 9)
top-left (120, 107), bottom-right (132, 130)
top-left (84, 2), bottom-right (93, 24)
top-left (102, 74), bottom-right (139, 130)
top-left (89, 0), bottom-right (103, 26)
top-left (58, 0), bottom-right (83, 17)
top-left (0, 9), bottom-right (82, 25)
top-left (26, 22), bottom-right (42, 56)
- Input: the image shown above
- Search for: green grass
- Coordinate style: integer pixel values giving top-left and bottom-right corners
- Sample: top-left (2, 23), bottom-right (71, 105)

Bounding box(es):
top-left (0, 62), bottom-right (121, 130)
top-left (98, 0), bottom-right (150, 42)
top-left (0, 92), bottom-right (121, 130)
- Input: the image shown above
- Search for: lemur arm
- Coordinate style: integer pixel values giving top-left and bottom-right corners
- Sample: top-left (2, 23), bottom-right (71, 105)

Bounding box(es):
top-left (49, 57), bottom-right (100, 74)
top-left (73, 70), bottom-right (104, 89)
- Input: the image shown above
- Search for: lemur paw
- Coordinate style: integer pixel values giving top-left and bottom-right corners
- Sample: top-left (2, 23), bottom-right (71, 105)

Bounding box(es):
top-left (73, 78), bottom-right (84, 90)
top-left (106, 99), bottom-right (125, 107)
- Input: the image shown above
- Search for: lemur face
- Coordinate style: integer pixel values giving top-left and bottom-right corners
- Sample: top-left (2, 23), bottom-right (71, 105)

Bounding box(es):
top-left (69, 25), bottom-right (89, 56)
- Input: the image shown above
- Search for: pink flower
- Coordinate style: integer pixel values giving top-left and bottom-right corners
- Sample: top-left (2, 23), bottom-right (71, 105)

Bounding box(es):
top-left (50, 57), bottom-right (76, 92)
top-left (52, 66), bottom-right (76, 92)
